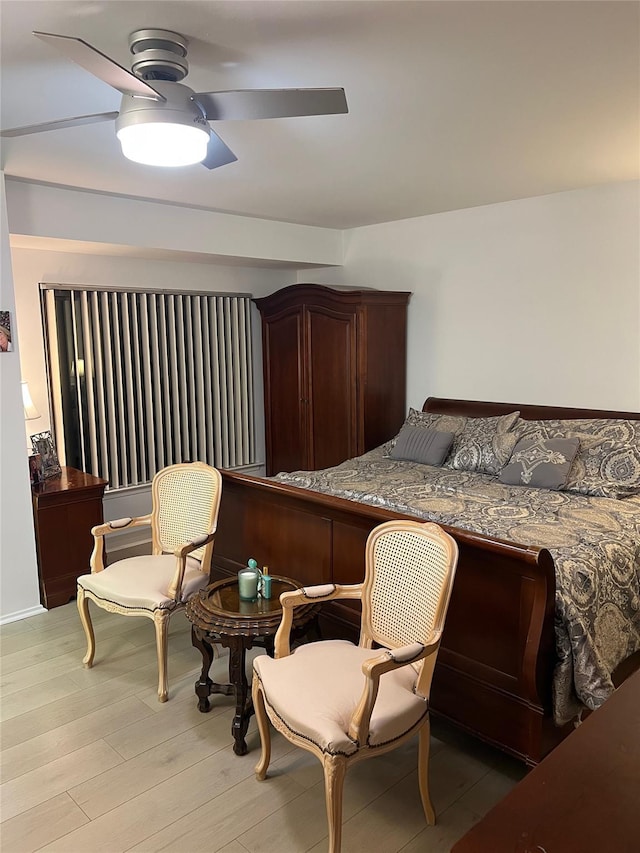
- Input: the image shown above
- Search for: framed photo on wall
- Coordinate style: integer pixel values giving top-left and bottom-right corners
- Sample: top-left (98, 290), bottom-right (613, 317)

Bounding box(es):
top-left (30, 431), bottom-right (62, 479)
top-left (0, 310), bottom-right (12, 352)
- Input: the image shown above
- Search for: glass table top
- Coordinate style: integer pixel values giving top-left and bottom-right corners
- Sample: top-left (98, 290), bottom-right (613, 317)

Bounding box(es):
top-left (203, 576), bottom-right (299, 618)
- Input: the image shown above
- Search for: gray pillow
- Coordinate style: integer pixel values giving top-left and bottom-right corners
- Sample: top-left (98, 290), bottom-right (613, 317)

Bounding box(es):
top-left (390, 426), bottom-right (455, 466)
top-left (382, 408), bottom-right (466, 455)
top-left (499, 437), bottom-right (580, 489)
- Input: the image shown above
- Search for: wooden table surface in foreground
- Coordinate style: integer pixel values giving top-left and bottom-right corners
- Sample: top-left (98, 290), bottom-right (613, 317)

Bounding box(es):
top-left (451, 668), bottom-right (640, 853)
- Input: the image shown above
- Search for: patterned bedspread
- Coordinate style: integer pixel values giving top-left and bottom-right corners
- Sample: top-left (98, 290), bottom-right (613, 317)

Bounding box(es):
top-left (275, 448), bottom-right (640, 725)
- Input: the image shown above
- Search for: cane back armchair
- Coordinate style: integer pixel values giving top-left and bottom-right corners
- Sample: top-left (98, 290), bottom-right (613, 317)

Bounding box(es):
top-left (77, 462), bottom-right (222, 702)
top-left (252, 519), bottom-right (459, 853)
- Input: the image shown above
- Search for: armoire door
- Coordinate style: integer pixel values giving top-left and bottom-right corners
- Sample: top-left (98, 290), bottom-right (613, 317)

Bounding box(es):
top-left (306, 304), bottom-right (358, 470)
top-left (256, 283), bottom-right (410, 476)
top-left (262, 308), bottom-right (308, 475)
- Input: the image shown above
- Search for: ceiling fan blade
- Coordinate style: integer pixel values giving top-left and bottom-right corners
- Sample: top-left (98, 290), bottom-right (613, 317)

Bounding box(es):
top-left (193, 88), bottom-right (348, 121)
top-left (33, 31), bottom-right (165, 101)
top-left (1, 111), bottom-right (119, 138)
top-left (201, 130), bottom-right (238, 170)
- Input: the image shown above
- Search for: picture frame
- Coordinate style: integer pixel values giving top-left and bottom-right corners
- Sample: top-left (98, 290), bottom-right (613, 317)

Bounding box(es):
top-left (30, 431), bottom-right (62, 479)
top-left (0, 310), bottom-right (12, 353)
top-left (28, 453), bottom-right (43, 486)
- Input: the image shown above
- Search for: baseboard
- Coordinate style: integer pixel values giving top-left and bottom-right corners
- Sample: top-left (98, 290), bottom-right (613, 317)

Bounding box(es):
top-left (0, 604), bottom-right (48, 625)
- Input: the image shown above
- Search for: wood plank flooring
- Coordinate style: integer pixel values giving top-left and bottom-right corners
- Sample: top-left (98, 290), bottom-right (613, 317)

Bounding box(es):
top-left (0, 602), bottom-right (526, 852)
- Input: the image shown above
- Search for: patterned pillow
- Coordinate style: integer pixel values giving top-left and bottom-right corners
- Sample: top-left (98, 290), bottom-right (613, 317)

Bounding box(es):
top-left (390, 426), bottom-right (455, 466)
top-left (563, 433), bottom-right (640, 499)
top-left (382, 408), bottom-right (467, 455)
top-left (444, 412), bottom-right (520, 475)
top-left (499, 437), bottom-right (580, 489)
top-left (516, 417), bottom-right (640, 499)
top-left (516, 416), bottom-right (640, 444)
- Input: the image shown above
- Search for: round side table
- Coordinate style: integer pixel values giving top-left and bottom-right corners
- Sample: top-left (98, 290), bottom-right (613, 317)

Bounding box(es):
top-left (186, 575), bottom-right (320, 755)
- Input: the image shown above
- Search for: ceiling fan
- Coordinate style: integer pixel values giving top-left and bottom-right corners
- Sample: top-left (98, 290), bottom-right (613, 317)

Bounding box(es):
top-left (1, 29), bottom-right (348, 169)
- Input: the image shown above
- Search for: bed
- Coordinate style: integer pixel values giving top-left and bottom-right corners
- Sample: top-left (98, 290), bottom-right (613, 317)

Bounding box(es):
top-left (210, 397), bottom-right (640, 766)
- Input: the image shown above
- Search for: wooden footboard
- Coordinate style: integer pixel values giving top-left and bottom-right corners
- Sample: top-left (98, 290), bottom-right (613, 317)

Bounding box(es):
top-left (212, 469), bottom-right (563, 765)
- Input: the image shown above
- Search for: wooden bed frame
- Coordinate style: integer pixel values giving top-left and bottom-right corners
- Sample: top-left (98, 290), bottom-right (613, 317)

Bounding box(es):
top-left (211, 397), bottom-right (640, 766)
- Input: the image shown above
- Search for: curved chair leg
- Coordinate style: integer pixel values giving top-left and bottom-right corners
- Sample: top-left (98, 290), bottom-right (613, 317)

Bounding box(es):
top-left (77, 588), bottom-right (96, 668)
top-left (323, 754), bottom-right (347, 853)
top-left (418, 719), bottom-right (436, 825)
top-left (252, 677), bottom-right (272, 780)
top-left (154, 609), bottom-right (170, 702)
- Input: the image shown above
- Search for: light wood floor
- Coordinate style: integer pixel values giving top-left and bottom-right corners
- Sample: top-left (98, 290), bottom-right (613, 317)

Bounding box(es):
top-left (0, 602), bottom-right (526, 852)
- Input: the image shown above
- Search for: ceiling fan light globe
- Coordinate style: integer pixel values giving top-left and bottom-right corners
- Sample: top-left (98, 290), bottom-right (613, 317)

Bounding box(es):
top-left (116, 122), bottom-right (209, 167)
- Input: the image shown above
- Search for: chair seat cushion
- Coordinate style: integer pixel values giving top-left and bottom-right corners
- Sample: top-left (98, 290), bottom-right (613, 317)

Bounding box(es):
top-left (253, 640), bottom-right (428, 756)
top-left (77, 554), bottom-right (207, 613)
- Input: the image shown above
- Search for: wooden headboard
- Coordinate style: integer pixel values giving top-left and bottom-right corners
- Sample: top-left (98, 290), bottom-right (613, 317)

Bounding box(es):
top-left (423, 397), bottom-right (640, 422)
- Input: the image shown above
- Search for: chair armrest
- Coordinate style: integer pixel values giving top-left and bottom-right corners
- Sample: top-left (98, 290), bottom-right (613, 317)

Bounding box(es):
top-left (173, 531), bottom-right (216, 559)
top-left (89, 515), bottom-right (152, 573)
top-left (91, 515), bottom-right (152, 537)
top-left (274, 583), bottom-right (363, 658)
top-left (167, 532), bottom-right (216, 600)
top-left (347, 639), bottom-right (441, 744)
top-left (283, 582), bottom-right (363, 606)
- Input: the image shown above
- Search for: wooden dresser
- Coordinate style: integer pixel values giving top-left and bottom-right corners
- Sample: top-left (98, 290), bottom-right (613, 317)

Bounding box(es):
top-left (254, 284), bottom-right (410, 476)
top-left (32, 467), bottom-right (108, 609)
top-left (451, 669), bottom-right (640, 853)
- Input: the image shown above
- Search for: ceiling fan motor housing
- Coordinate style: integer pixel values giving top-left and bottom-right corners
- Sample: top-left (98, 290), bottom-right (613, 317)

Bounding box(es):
top-left (115, 81), bottom-right (208, 134)
top-left (128, 28), bottom-right (189, 82)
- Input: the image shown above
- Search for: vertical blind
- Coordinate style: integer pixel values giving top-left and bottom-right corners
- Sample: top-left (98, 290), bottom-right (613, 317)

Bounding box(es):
top-left (41, 284), bottom-right (256, 489)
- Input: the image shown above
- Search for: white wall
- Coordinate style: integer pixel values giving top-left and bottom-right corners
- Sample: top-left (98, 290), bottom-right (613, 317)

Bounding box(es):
top-left (0, 174), bottom-right (44, 623)
top-left (302, 181), bottom-right (640, 412)
top-left (6, 180), bottom-right (344, 268)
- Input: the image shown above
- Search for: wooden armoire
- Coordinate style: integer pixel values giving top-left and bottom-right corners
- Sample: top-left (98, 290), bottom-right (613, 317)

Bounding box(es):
top-left (254, 284), bottom-right (410, 476)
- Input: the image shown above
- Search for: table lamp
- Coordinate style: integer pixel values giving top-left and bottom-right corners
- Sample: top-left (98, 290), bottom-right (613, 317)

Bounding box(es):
top-left (22, 381), bottom-right (40, 421)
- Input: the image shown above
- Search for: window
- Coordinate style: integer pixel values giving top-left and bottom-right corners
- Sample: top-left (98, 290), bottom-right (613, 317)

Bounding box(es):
top-left (41, 284), bottom-right (256, 489)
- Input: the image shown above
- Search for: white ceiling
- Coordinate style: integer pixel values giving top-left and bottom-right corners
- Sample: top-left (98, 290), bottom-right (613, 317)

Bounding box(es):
top-left (1, 0), bottom-right (638, 230)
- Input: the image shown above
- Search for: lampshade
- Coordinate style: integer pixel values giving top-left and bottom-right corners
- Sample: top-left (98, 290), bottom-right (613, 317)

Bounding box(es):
top-left (116, 122), bottom-right (209, 167)
top-left (21, 381), bottom-right (40, 420)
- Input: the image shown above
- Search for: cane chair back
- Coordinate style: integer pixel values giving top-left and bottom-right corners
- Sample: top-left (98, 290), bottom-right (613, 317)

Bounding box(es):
top-left (152, 462), bottom-right (222, 566)
top-left (361, 521), bottom-right (457, 652)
